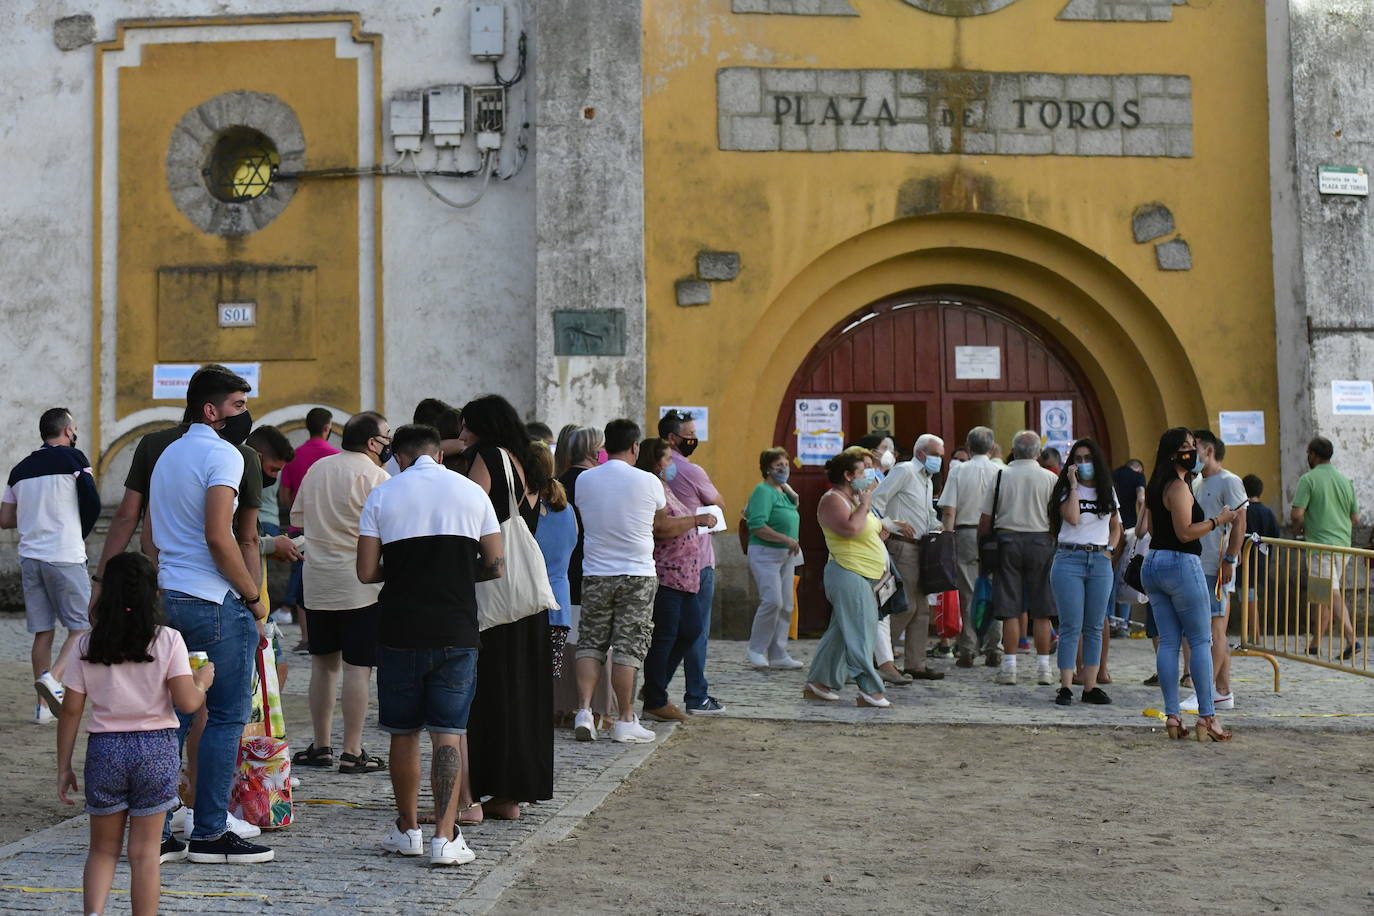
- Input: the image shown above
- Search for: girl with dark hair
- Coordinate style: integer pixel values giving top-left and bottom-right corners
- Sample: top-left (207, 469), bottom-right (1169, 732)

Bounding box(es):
top-left (1139, 427), bottom-right (1237, 741)
top-left (530, 441), bottom-right (576, 678)
top-left (456, 394), bottom-right (553, 823)
top-left (1047, 438), bottom-right (1122, 706)
top-left (56, 552), bottom-right (215, 916)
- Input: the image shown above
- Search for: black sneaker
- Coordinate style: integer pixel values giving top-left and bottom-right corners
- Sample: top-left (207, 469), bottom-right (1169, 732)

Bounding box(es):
top-left (1081, 687), bottom-right (1112, 705)
top-left (685, 696), bottom-right (726, 715)
top-left (160, 834), bottom-right (188, 864)
top-left (187, 831), bottom-right (275, 864)
top-left (1054, 687), bottom-right (1073, 706)
top-left (1143, 672), bottom-right (1160, 686)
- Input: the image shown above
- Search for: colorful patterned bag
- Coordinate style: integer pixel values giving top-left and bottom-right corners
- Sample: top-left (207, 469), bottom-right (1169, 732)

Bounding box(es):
top-left (230, 632), bottom-right (293, 829)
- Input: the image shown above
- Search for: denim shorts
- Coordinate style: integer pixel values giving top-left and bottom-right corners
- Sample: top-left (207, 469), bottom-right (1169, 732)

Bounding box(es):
top-left (84, 729), bottom-right (180, 817)
top-left (376, 645), bottom-right (478, 735)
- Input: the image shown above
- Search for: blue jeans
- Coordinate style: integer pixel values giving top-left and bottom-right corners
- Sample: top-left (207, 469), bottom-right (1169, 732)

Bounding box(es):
top-left (641, 585), bottom-right (704, 711)
top-left (1049, 549), bottom-right (1113, 672)
top-left (376, 645), bottom-right (478, 735)
top-left (161, 590), bottom-right (256, 842)
top-left (1141, 551), bottom-right (1215, 717)
top-left (682, 567), bottom-right (715, 705)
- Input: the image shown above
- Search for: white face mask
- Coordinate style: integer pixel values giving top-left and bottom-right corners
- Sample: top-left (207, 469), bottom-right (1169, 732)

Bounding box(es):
top-left (879, 450), bottom-right (896, 470)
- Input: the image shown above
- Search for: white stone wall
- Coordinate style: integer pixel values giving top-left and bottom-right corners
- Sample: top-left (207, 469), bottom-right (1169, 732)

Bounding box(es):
top-left (0, 0), bottom-right (538, 501)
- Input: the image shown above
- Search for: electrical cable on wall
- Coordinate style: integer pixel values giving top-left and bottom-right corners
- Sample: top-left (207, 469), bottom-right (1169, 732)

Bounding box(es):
top-left (407, 149), bottom-right (493, 208)
top-left (493, 31), bottom-right (526, 88)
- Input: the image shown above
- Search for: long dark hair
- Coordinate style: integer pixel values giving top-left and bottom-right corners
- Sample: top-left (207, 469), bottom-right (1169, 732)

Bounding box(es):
top-left (1049, 437), bottom-right (1115, 537)
top-left (83, 553), bottom-right (161, 666)
top-left (1146, 426), bottom-right (1194, 509)
top-left (459, 394), bottom-right (548, 495)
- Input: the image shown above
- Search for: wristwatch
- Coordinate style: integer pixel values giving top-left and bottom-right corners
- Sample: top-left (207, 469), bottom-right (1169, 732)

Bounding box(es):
top-left (1223, 554), bottom-right (1237, 565)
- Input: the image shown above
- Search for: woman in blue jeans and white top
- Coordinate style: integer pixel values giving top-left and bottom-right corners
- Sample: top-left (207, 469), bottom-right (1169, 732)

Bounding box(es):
top-left (1139, 427), bottom-right (1237, 741)
top-left (1048, 438), bottom-right (1122, 707)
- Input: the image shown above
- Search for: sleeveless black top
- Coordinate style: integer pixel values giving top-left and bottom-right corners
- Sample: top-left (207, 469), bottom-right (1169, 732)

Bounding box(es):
top-left (1147, 478), bottom-right (1203, 555)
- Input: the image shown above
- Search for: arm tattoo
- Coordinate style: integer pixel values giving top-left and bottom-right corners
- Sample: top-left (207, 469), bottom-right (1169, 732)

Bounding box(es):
top-left (477, 555), bottom-right (506, 581)
top-left (433, 745), bottom-right (461, 826)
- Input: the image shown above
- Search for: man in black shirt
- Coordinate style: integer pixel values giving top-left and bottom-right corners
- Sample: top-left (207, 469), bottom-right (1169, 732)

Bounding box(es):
top-left (1241, 474), bottom-right (1280, 643)
top-left (1109, 459), bottom-right (1147, 636)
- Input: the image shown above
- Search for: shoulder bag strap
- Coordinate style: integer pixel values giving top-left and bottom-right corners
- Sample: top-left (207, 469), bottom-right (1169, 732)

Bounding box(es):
top-left (990, 470), bottom-right (1003, 527)
top-left (497, 448), bottom-right (519, 521)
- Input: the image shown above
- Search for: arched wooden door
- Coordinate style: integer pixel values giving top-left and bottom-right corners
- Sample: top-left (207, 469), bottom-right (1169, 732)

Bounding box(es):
top-left (773, 288), bottom-right (1109, 634)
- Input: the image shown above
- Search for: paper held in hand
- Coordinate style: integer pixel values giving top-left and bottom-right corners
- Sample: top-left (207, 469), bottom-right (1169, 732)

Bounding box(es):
top-left (696, 504), bottom-right (727, 535)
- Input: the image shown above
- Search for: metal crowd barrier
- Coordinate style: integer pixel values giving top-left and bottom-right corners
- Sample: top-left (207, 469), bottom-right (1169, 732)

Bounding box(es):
top-left (1238, 536), bottom-right (1373, 690)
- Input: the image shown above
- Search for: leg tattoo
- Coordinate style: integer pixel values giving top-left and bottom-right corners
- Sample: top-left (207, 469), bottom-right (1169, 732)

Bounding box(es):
top-left (433, 745), bottom-right (461, 837)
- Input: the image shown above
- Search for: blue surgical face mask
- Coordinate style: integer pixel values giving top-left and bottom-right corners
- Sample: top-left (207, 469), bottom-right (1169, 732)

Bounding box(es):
top-left (864, 468), bottom-right (881, 483)
top-left (770, 466), bottom-right (790, 485)
top-left (923, 455), bottom-right (942, 476)
top-left (663, 462), bottom-right (679, 482)
top-left (851, 474), bottom-right (874, 493)
top-left (1075, 461), bottom-right (1095, 482)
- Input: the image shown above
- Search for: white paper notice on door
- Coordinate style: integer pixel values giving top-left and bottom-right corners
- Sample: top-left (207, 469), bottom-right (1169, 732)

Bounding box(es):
top-left (955, 346), bottom-right (1001, 380)
top-left (1218, 411), bottom-right (1265, 446)
top-left (794, 398), bottom-right (842, 434)
top-left (1040, 400), bottom-right (1073, 453)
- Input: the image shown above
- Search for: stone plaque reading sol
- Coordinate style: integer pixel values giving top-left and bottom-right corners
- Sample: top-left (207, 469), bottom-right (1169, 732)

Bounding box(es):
top-left (717, 68), bottom-right (1192, 157)
top-left (553, 309), bottom-right (627, 356)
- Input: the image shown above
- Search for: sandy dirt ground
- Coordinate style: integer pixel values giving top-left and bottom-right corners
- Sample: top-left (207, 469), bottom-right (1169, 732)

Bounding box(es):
top-left (0, 660), bottom-right (312, 847)
top-left (494, 718), bottom-right (1374, 916)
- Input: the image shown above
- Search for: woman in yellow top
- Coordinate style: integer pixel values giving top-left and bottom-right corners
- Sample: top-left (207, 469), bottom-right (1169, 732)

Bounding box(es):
top-left (804, 451), bottom-right (892, 707)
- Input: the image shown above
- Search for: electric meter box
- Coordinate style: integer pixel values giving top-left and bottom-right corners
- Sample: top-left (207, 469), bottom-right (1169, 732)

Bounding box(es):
top-left (389, 91), bottom-right (424, 153)
top-left (470, 4), bottom-right (505, 61)
top-left (426, 85), bottom-right (467, 148)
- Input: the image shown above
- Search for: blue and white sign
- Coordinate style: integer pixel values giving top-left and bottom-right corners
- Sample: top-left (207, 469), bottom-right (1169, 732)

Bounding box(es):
top-left (1332, 380), bottom-right (1374, 415)
top-left (153, 363), bottom-right (260, 401)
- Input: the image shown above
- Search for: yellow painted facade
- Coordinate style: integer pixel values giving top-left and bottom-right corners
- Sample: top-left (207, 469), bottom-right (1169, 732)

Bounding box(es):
top-left (642, 0), bottom-right (1276, 513)
top-left (115, 38), bottom-right (361, 420)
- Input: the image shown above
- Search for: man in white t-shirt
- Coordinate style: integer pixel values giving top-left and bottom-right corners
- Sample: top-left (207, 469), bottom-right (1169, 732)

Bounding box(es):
top-left (571, 419), bottom-right (668, 744)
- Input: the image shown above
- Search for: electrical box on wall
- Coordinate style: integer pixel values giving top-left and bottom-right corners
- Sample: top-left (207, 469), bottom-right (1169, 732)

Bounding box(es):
top-left (426, 85), bottom-right (467, 148)
top-left (390, 91), bottom-right (424, 153)
top-left (471, 85), bottom-right (505, 151)
top-left (470, 4), bottom-right (505, 61)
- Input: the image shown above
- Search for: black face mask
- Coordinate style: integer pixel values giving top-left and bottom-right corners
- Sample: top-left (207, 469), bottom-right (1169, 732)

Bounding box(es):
top-left (676, 437), bottom-right (699, 458)
top-left (1174, 448), bottom-right (1198, 471)
top-left (376, 440), bottom-right (394, 465)
top-left (262, 472), bottom-right (277, 489)
top-left (218, 410), bottom-right (252, 446)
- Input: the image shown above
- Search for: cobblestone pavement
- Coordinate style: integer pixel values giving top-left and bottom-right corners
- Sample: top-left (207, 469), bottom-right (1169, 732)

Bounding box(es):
top-left (0, 614), bottom-right (1370, 914)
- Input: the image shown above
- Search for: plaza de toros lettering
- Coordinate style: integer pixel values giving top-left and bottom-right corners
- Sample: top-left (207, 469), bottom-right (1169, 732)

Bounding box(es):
top-left (717, 68), bottom-right (1193, 157)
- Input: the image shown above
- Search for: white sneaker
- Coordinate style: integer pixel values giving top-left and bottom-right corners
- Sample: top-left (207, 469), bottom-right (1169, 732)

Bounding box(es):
top-left (33, 702), bottom-right (55, 725)
top-left (610, 716), bottom-right (657, 744)
top-left (227, 811), bottom-right (262, 839)
top-left (1179, 693), bottom-right (1201, 713)
top-left (270, 608), bottom-right (293, 625)
top-left (35, 671), bottom-right (64, 717)
top-left (770, 656), bottom-right (805, 669)
top-left (176, 806), bottom-right (193, 840)
top-left (1214, 693), bottom-right (1235, 710)
top-left (573, 708), bottom-right (596, 742)
top-left (746, 650), bottom-right (770, 669)
top-left (1036, 663), bottom-right (1054, 686)
top-left (430, 832), bottom-right (476, 866)
top-left (381, 822), bottom-right (423, 857)
top-left (995, 667), bottom-right (1017, 686)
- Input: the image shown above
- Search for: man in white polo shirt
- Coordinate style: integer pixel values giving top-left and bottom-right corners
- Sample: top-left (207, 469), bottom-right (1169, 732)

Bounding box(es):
top-left (290, 411), bottom-right (392, 775)
top-left (358, 424), bottom-right (503, 867)
top-left (572, 419), bottom-right (667, 744)
top-left (150, 366), bottom-right (274, 865)
top-left (1, 407), bottom-right (100, 724)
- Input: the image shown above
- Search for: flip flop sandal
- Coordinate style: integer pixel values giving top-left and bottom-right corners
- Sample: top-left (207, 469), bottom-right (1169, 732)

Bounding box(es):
top-left (458, 803), bottom-right (483, 827)
top-left (292, 743), bottom-right (334, 767)
top-left (338, 748), bottom-right (387, 774)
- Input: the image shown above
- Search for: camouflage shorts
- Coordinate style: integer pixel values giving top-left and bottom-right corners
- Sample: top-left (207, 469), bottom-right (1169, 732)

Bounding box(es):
top-left (576, 575), bottom-right (659, 668)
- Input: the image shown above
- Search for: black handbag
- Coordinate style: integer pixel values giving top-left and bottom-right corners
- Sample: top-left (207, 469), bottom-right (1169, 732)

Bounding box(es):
top-left (918, 530), bottom-right (960, 594)
top-left (877, 561), bottom-right (910, 619)
top-left (1124, 550), bottom-right (1145, 592)
top-left (978, 471), bottom-right (1004, 577)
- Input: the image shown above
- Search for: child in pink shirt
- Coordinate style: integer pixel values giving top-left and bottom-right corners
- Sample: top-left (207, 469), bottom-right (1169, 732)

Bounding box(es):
top-left (56, 553), bottom-right (215, 916)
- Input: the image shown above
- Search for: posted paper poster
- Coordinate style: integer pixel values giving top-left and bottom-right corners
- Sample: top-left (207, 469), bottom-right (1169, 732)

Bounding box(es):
top-left (798, 432), bottom-right (845, 467)
top-left (1218, 411), bottom-right (1265, 446)
top-left (1039, 400), bottom-right (1074, 453)
top-left (658, 405), bottom-right (709, 440)
top-left (955, 346), bottom-right (1001, 380)
top-left (1331, 380), bottom-right (1374, 415)
top-left (795, 398), bottom-right (842, 434)
top-left (153, 363), bottom-right (260, 401)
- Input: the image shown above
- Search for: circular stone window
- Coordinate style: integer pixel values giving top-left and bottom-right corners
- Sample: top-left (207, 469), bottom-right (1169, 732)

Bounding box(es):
top-left (206, 128), bottom-right (280, 203)
top-left (166, 91), bottom-right (305, 236)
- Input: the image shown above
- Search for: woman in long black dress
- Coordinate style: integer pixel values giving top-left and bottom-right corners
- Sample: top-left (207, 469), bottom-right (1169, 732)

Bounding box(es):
top-left (457, 394), bottom-right (553, 822)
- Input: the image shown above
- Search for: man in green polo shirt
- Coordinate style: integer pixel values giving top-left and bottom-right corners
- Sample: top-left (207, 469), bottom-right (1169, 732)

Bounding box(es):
top-left (1291, 436), bottom-right (1361, 660)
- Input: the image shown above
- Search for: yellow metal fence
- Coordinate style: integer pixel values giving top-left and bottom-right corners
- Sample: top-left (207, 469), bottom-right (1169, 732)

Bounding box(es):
top-left (1239, 536), bottom-right (1372, 683)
